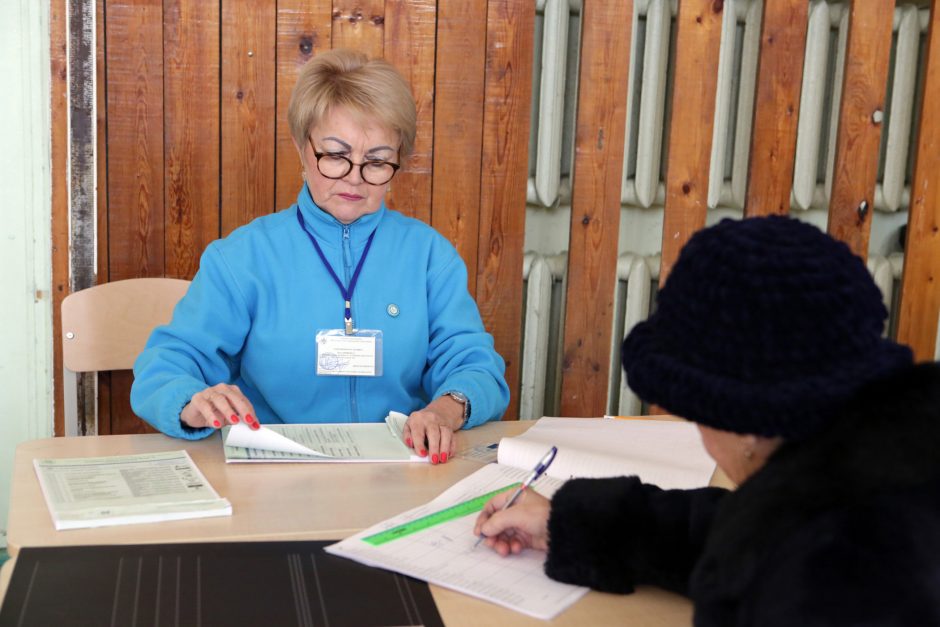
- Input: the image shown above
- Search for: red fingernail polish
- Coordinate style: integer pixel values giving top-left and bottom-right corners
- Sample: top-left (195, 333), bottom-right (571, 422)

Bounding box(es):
top-left (431, 453), bottom-right (439, 464)
top-left (231, 415), bottom-right (240, 424)
top-left (406, 437), bottom-right (413, 448)
top-left (246, 414), bottom-right (255, 422)
top-left (441, 452), bottom-right (448, 463)
top-left (213, 420), bottom-right (221, 428)
top-left (420, 449), bottom-right (427, 457)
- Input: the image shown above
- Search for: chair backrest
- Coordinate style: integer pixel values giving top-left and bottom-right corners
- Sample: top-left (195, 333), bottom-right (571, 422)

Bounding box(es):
top-left (61, 278), bottom-right (191, 435)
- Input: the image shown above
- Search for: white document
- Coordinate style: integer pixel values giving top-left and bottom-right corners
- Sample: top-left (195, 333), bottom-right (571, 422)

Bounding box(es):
top-left (224, 422), bottom-right (331, 457)
top-left (33, 450), bottom-right (231, 531)
top-left (327, 417), bottom-right (716, 619)
top-left (327, 463), bottom-right (585, 620)
top-left (497, 417), bottom-right (715, 489)
top-left (222, 412), bottom-right (425, 463)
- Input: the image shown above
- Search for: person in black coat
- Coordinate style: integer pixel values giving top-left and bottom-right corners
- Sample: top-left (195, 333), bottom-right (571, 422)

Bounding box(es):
top-left (474, 215), bottom-right (940, 626)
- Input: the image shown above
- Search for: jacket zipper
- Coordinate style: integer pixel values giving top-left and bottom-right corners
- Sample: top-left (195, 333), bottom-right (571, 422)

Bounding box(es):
top-left (342, 225), bottom-right (359, 422)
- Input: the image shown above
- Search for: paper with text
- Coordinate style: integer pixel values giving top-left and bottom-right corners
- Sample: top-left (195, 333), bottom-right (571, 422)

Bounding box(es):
top-left (222, 416), bottom-right (424, 463)
top-left (327, 463), bottom-right (583, 620)
top-left (34, 450), bottom-right (231, 530)
top-left (327, 416), bottom-right (716, 618)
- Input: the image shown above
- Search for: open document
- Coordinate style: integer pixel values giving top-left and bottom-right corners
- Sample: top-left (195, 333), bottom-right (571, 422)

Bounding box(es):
top-left (327, 417), bottom-right (716, 619)
top-left (222, 411), bottom-right (426, 463)
top-left (34, 450), bottom-right (231, 530)
top-left (496, 416), bottom-right (716, 488)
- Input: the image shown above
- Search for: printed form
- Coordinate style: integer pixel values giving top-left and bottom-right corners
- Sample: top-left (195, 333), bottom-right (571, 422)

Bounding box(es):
top-left (222, 412), bottom-right (424, 463)
top-left (327, 463), bottom-right (586, 620)
top-left (328, 416), bottom-right (716, 618)
top-left (34, 450), bottom-right (231, 530)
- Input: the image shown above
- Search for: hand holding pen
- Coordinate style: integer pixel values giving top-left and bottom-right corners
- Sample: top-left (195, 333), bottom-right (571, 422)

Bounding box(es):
top-left (472, 446), bottom-right (558, 555)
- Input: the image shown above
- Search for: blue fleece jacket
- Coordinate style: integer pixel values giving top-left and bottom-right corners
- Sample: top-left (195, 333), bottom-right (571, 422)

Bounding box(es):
top-left (131, 186), bottom-right (509, 439)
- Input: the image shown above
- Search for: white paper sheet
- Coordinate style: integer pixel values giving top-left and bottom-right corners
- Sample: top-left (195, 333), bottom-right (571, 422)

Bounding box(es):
top-left (222, 415), bottom-right (425, 463)
top-left (327, 463), bottom-right (584, 620)
top-left (497, 417), bottom-right (715, 488)
top-left (224, 423), bottom-right (328, 456)
top-left (327, 417), bottom-right (717, 619)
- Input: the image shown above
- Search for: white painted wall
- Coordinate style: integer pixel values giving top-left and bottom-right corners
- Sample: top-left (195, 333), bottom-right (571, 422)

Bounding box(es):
top-left (0, 1), bottom-right (54, 548)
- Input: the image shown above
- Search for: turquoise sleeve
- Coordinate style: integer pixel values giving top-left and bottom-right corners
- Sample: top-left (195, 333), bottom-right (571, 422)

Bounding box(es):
top-left (423, 240), bottom-right (510, 427)
top-left (131, 245), bottom-right (250, 439)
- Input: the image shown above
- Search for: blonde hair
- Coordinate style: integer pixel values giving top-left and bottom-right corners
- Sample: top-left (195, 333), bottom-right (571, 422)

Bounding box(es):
top-left (288, 48), bottom-right (417, 160)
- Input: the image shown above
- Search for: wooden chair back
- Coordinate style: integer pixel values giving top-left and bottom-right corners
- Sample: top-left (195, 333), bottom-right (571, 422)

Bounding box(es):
top-left (61, 278), bottom-right (190, 435)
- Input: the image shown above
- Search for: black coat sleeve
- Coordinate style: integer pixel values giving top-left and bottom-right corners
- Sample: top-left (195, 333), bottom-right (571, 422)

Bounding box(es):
top-left (544, 477), bottom-right (727, 595)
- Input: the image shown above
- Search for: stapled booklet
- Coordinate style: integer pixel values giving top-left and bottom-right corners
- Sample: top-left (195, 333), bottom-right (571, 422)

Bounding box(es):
top-left (33, 450), bottom-right (231, 530)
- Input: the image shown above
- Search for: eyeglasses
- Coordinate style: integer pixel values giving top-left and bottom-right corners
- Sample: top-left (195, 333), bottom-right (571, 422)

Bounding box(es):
top-left (308, 138), bottom-right (401, 186)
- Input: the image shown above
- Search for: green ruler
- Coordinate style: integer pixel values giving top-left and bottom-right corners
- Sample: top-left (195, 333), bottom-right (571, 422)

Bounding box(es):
top-left (362, 483), bottom-right (521, 546)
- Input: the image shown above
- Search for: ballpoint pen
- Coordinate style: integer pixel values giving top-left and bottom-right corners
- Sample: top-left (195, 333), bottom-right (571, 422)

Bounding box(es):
top-left (473, 445), bottom-right (558, 549)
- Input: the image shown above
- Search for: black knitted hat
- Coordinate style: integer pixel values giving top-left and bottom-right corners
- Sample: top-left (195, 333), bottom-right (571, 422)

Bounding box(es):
top-left (621, 216), bottom-right (913, 440)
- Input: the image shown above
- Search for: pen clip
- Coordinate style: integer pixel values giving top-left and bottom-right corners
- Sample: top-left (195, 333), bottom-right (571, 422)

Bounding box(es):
top-left (534, 446), bottom-right (558, 476)
top-left (524, 446), bottom-right (558, 488)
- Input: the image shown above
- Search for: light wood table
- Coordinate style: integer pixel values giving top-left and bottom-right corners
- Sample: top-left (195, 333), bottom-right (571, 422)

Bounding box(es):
top-left (1, 419), bottom-right (711, 625)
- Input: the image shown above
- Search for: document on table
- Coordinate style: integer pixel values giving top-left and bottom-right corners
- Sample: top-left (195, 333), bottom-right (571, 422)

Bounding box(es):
top-left (33, 450), bottom-right (231, 530)
top-left (222, 411), bottom-right (425, 463)
top-left (327, 416), bottom-right (716, 618)
top-left (327, 463), bottom-right (585, 620)
top-left (497, 416), bottom-right (716, 489)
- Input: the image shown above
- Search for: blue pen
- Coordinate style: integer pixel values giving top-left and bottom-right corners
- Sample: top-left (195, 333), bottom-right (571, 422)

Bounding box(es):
top-left (473, 445), bottom-right (558, 549)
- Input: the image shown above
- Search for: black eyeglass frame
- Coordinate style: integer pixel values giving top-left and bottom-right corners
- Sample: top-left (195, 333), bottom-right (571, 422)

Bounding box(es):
top-left (308, 137), bottom-right (401, 186)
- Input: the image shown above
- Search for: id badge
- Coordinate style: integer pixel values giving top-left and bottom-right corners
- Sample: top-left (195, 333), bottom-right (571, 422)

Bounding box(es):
top-left (316, 329), bottom-right (384, 376)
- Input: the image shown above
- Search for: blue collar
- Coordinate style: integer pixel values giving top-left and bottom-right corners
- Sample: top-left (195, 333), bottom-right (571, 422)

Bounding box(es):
top-left (295, 183), bottom-right (385, 249)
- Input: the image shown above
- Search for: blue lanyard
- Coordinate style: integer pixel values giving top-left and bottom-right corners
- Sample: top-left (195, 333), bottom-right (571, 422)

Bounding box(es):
top-left (296, 208), bottom-right (376, 334)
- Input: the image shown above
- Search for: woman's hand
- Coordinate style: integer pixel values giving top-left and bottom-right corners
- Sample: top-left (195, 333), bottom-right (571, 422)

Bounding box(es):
top-left (180, 384), bottom-right (259, 431)
top-left (473, 489), bottom-right (551, 556)
top-left (402, 395), bottom-right (464, 464)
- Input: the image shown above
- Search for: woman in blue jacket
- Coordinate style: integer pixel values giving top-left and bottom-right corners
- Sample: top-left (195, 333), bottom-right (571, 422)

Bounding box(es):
top-left (131, 49), bottom-right (509, 464)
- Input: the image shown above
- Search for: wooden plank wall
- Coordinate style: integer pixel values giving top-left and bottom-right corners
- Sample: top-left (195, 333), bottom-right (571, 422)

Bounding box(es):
top-left (826, 0), bottom-right (895, 258)
top-left (54, 0), bottom-right (533, 434)
top-left (659, 1), bottom-right (724, 284)
top-left (744, 0), bottom-right (807, 216)
top-left (430, 0), bottom-right (487, 289)
top-left (561, 0), bottom-right (938, 416)
top-left (100, 1), bottom-right (164, 433)
top-left (559, 0), bottom-right (633, 417)
top-left (475, 0), bottom-right (535, 423)
top-left (52, 0), bottom-right (940, 433)
top-left (385, 0), bottom-right (437, 225)
top-left (897, 0), bottom-right (940, 360)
